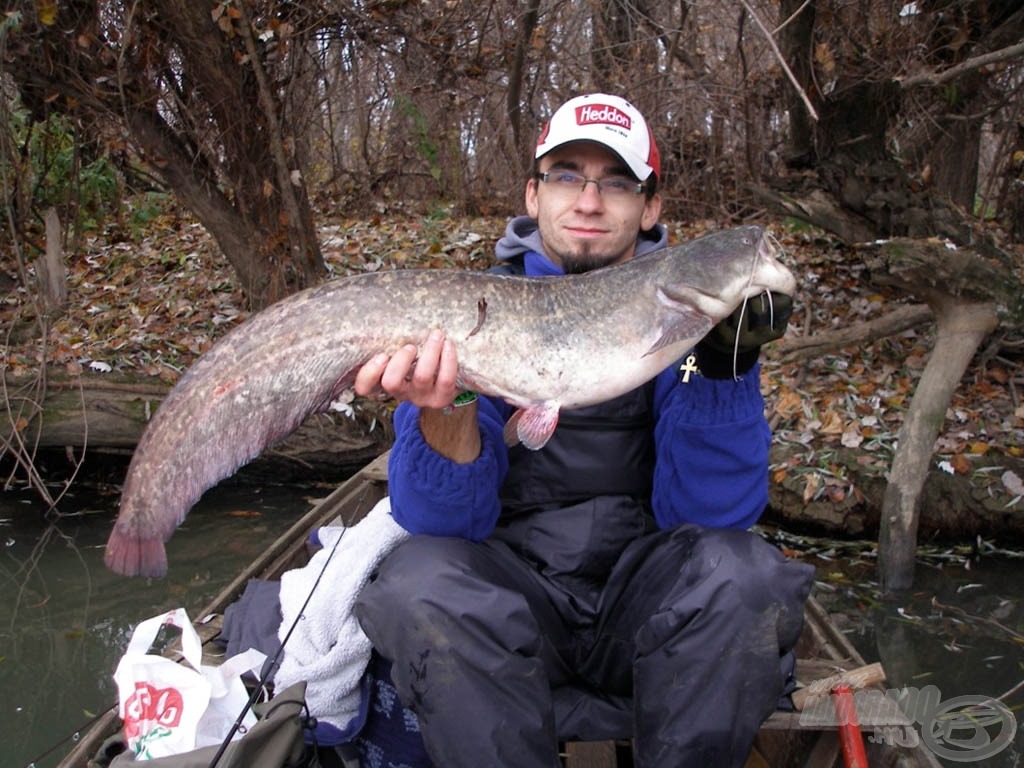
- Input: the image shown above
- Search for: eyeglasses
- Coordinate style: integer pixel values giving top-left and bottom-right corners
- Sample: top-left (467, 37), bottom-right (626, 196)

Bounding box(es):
top-left (536, 171), bottom-right (646, 197)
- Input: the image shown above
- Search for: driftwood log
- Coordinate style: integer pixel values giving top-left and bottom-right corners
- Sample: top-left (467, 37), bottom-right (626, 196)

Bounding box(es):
top-left (765, 443), bottom-right (1024, 542)
top-left (1, 371), bottom-right (392, 481)
top-left (769, 303), bottom-right (934, 363)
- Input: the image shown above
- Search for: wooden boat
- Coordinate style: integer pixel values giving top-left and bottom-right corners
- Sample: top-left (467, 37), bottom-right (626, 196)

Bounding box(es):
top-left (58, 452), bottom-right (942, 768)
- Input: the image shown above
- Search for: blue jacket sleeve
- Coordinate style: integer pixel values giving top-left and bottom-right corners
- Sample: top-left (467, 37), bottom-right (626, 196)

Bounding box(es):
top-left (386, 398), bottom-right (509, 539)
top-left (651, 363), bottom-right (771, 530)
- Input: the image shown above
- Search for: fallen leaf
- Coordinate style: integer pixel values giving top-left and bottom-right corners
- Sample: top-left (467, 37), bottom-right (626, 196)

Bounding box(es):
top-left (948, 454), bottom-right (971, 474)
top-left (841, 424), bottom-right (863, 448)
top-left (803, 473), bottom-right (821, 503)
top-left (774, 390), bottom-right (804, 418)
top-left (37, 0), bottom-right (58, 25)
top-left (1002, 471), bottom-right (1024, 497)
top-left (819, 410), bottom-right (844, 435)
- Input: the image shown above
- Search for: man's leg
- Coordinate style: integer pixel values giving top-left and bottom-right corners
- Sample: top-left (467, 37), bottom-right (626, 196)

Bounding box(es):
top-left (354, 535), bottom-right (572, 768)
top-left (587, 525), bottom-right (814, 768)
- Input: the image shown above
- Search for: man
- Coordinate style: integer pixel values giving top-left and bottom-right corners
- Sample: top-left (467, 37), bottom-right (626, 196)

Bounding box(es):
top-left (352, 93), bottom-right (813, 767)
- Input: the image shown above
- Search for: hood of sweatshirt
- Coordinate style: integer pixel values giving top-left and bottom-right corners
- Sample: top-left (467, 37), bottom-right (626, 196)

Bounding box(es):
top-left (493, 215), bottom-right (669, 275)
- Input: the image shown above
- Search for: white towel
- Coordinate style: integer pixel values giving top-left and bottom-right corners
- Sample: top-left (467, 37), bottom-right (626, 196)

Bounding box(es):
top-left (274, 496), bottom-right (410, 730)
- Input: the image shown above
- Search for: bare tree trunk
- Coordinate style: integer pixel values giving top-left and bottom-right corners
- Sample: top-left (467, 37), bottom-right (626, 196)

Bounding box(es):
top-left (3, 0), bottom-right (327, 310)
top-left (124, 111), bottom-right (275, 302)
top-left (36, 208), bottom-right (67, 313)
top-left (506, 0), bottom-right (542, 163)
top-left (878, 300), bottom-right (997, 591)
top-left (777, 0), bottom-right (817, 167)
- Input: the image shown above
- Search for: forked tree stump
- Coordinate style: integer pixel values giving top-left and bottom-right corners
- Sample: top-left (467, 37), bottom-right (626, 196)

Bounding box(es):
top-left (859, 238), bottom-right (1019, 591)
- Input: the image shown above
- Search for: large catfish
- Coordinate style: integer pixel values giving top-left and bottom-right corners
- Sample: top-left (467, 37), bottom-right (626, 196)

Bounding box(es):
top-left (106, 225), bottom-right (796, 577)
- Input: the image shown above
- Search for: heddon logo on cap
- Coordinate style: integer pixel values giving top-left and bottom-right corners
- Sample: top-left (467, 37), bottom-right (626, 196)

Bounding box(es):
top-left (535, 93), bottom-right (660, 181)
top-left (575, 103), bottom-right (632, 131)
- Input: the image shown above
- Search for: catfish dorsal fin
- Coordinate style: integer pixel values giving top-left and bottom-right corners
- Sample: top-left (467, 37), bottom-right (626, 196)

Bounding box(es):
top-left (503, 402), bottom-right (560, 450)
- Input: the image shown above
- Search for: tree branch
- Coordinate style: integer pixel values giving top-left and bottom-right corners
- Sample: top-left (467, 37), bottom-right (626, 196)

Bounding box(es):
top-left (769, 304), bottom-right (933, 363)
top-left (897, 41), bottom-right (1024, 89)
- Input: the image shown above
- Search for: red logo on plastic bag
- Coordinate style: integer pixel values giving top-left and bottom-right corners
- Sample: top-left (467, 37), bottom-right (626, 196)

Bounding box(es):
top-left (124, 681), bottom-right (185, 738)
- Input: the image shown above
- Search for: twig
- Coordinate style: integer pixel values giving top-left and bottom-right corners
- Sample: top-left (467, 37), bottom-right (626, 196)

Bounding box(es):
top-left (930, 597), bottom-right (1024, 644)
top-left (773, 0), bottom-right (814, 35)
top-left (736, 0), bottom-right (819, 121)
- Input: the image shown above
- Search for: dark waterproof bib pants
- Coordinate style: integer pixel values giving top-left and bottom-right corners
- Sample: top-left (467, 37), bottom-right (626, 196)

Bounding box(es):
top-left (354, 387), bottom-right (814, 768)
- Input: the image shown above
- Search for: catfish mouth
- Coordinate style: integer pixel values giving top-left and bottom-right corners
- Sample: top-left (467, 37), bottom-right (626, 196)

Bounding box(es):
top-left (755, 236), bottom-right (797, 296)
top-left (657, 275), bottom-right (793, 323)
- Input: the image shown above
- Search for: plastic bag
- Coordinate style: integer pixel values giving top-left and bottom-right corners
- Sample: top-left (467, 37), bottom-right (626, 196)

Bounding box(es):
top-left (113, 607), bottom-right (266, 760)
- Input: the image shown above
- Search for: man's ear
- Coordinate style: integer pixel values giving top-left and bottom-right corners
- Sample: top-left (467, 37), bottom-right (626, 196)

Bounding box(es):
top-left (641, 192), bottom-right (662, 232)
top-left (525, 176), bottom-right (539, 219)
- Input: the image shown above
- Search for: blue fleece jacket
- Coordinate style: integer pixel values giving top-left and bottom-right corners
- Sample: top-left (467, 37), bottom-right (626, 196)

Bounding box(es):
top-left (386, 217), bottom-right (771, 539)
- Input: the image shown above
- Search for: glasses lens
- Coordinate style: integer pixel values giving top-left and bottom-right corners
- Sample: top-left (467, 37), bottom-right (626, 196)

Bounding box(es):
top-left (546, 172), bottom-right (584, 190)
top-left (599, 176), bottom-right (641, 196)
top-left (540, 172), bottom-right (642, 197)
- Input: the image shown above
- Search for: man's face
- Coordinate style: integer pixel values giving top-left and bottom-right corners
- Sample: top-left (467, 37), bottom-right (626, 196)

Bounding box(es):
top-left (526, 141), bottom-right (662, 274)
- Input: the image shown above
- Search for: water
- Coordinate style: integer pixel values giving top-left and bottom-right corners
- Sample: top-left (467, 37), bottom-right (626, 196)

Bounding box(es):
top-left (2, 482), bottom-right (1022, 767)
top-left (0, 479), bottom-right (322, 768)
top-left (796, 538), bottom-right (1024, 767)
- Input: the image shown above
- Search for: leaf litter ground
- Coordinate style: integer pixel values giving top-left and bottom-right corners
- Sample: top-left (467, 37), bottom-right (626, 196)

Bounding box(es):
top-left (2, 211), bottom-right (1021, 508)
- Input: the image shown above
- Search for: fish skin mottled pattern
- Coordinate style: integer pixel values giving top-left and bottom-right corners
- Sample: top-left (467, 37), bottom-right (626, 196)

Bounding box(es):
top-left (104, 225), bottom-right (796, 577)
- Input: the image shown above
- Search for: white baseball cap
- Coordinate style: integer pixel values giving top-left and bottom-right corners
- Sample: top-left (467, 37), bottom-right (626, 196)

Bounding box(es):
top-left (535, 93), bottom-right (661, 181)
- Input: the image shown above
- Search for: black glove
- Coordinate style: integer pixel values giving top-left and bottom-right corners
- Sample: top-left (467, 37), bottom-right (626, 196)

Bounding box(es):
top-left (696, 291), bottom-right (793, 379)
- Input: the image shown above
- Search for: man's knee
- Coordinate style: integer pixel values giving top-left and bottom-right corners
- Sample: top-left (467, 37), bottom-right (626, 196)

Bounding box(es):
top-left (692, 527), bottom-right (812, 613)
top-left (355, 536), bottom-right (546, 659)
top-left (355, 536), bottom-right (468, 643)
top-left (635, 526), bottom-right (812, 654)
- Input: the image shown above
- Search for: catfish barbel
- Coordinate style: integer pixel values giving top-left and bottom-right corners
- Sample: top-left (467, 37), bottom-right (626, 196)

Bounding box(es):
top-left (105, 225), bottom-right (796, 577)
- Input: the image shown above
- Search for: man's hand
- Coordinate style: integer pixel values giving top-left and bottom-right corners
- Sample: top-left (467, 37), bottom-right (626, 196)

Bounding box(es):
top-left (354, 329), bottom-right (481, 463)
top-left (354, 329), bottom-right (460, 410)
top-left (704, 291), bottom-right (793, 355)
top-left (696, 292), bottom-right (793, 378)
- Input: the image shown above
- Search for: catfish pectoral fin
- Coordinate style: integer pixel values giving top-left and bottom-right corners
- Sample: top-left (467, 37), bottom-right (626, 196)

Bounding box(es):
top-left (502, 410), bottom-right (522, 447)
top-left (105, 524), bottom-right (168, 578)
top-left (644, 311), bottom-right (713, 357)
top-left (505, 402), bottom-right (560, 451)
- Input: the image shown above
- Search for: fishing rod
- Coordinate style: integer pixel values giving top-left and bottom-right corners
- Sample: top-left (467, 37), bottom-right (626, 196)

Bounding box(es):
top-left (22, 707), bottom-right (118, 768)
top-left (206, 492), bottom-right (362, 768)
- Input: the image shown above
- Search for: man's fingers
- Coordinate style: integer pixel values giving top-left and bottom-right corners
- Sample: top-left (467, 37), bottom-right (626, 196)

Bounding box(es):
top-left (353, 330), bottom-right (461, 409)
top-left (410, 330), bottom-right (444, 388)
top-left (381, 343), bottom-right (420, 393)
top-left (435, 338), bottom-right (459, 393)
top-left (353, 352), bottom-right (390, 397)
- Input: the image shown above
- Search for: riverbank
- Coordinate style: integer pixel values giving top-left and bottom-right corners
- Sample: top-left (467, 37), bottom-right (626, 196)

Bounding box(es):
top-left (2, 207), bottom-right (1023, 539)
